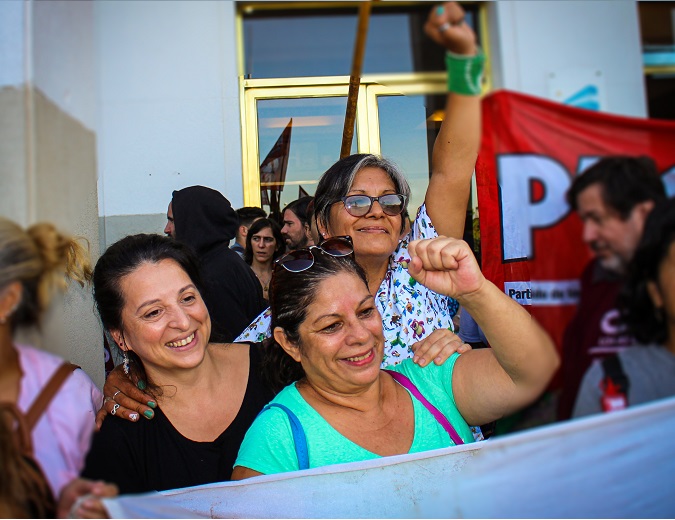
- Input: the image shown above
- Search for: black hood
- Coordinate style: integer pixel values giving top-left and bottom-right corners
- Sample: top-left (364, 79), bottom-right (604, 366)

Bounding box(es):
top-left (172, 186), bottom-right (239, 256)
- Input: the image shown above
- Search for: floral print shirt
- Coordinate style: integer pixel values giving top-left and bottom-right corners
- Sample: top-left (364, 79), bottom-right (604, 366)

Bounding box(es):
top-left (235, 204), bottom-right (459, 367)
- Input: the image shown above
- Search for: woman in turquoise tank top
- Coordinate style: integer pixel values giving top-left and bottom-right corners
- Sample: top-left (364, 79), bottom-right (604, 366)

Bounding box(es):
top-left (231, 235), bottom-right (559, 478)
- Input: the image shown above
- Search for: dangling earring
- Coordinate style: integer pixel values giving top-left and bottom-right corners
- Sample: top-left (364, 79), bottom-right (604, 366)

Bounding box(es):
top-left (123, 350), bottom-right (130, 376)
top-left (120, 340), bottom-right (130, 376)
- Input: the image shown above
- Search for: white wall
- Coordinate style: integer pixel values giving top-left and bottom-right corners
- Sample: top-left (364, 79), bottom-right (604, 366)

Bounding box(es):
top-left (96, 0), bottom-right (243, 228)
top-left (33, 0), bottom-right (97, 131)
top-left (488, 1), bottom-right (646, 117)
top-left (0, 0), bottom-right (103, 388)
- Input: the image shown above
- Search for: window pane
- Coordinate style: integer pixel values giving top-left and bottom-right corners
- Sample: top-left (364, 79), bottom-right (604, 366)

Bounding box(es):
top-left (640, 2), bottom-right (675, 120)
top-left (257, 96), bottom-right (356, 218)
top-left (645, 74), bottom-right (675, 120)
top-left (377, 93), bottom-right (447, 217)
top-left (243, 5), bottom-right (478, 79)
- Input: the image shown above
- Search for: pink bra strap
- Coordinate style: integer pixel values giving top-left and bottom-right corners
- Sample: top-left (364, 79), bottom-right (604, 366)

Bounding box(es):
top-left (384, 369), bottom-right (464, 446)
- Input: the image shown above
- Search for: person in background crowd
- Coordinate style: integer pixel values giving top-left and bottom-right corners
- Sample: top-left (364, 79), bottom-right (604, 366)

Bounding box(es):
top-left (237, 1), bottom-right (482, 368)
top-left (573, 198), bottom-right (675, 417)
top-left (231, 236), bottom-right (559, 478)
top-left (244, 218), bottom-right (285, 303)
top-left (232, 207), bottom-right (267, 259)
top-left (305, 199), bottom-right (321, 245)
top-left (0, 217), bottom-right (101, 500)
top-left (558, 156), bottom-right (666, 420)
top-left (162, 186), bottom-right (266, 343)
top-left (281, 196), bottom-right (314, 251)
top-left (81, 234), bottom-right (276, 494)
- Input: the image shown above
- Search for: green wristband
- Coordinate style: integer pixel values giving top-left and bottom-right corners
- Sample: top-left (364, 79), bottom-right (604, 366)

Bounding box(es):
top-left (445, 48), bottom-right (485, 96)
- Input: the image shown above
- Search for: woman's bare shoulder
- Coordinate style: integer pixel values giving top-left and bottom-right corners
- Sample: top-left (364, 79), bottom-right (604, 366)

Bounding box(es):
top-left (208, 342), bottom-right (251, 364)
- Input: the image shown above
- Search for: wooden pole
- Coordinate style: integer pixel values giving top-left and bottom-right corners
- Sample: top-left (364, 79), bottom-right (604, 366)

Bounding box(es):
top-left (340, 1), bottom-right (373, 160)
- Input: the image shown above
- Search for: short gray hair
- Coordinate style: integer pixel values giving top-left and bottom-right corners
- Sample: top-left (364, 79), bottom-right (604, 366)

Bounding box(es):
top-left (314, 154), bottom-right (411, 235)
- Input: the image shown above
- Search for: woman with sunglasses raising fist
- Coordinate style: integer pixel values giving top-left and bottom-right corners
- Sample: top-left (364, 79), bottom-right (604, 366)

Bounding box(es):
top-left (231, 236), bottom-right (559, 478)
top-left (237, 0), bottom-right (481, 366)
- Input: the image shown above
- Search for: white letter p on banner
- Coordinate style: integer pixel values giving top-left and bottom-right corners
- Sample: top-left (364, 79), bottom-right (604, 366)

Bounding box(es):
top-left (498, 155), bottom-right (571, 261)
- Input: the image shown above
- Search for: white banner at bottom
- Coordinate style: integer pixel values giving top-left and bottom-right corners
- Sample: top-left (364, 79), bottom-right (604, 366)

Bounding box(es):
top-left (103, 397), bottom-right (675, 518)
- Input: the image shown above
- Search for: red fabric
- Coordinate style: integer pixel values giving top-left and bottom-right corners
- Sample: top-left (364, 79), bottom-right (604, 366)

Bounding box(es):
top-left (476, 90), bottom-right (675, 390)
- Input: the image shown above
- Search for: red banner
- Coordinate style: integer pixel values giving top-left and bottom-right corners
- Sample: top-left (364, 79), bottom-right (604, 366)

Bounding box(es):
top-left (476, 90), bottom-right (675, 386)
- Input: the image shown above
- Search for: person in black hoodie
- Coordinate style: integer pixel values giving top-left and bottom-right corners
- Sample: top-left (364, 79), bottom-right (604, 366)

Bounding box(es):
top-left (166, 186), bottom-right (266, 342)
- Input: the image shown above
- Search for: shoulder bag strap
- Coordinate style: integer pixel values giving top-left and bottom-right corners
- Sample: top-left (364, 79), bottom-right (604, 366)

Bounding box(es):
top-left (24, 362), bottom-right (79, 433)
top-left (383, 369), bottom-right (464, 446)
top-left (0, 402), bottom-right (34, 457)
top-left (260, 403), bottom-right (310, 470)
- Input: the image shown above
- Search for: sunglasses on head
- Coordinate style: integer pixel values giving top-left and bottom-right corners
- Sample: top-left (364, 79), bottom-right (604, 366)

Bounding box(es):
top-left (339, 194), bottom-right (407, 217)
top-left (275, 236), bottom-right (354, 273)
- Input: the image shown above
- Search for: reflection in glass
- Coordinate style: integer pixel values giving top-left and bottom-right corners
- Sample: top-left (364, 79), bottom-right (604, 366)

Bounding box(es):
top-left (377, 94), bottom-right (447, 218)
top-left (257, 97), bottom-right (357, 218)
top-left (244, 5), bottom-right (478, 79)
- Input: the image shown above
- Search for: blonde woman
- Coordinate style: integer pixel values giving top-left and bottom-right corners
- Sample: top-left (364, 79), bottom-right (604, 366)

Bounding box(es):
top-left (0, 217), bottom-right (101, 501)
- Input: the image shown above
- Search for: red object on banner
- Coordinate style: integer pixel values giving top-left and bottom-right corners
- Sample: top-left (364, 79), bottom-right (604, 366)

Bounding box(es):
top-left (476, 90), bottom-right (675, 389)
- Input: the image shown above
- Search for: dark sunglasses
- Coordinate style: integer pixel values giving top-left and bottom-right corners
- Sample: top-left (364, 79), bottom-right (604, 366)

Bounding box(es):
top-left (275, 236), bottom-right (354, 273)
top-left (339, 194), bottom-right (407, 217)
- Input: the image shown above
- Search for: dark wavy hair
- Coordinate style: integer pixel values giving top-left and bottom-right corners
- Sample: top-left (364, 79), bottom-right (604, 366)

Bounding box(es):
top-left (283, 196), bottom-right (314, 228)
top-left (235, 206), bottom-right (267, 228)
top-left (567, 156), bottom-right (665, 219)
top-left (260, 251), bottom-right (369, 393)
top-left (620, 198), bottom-right (675, 345)
top-left (93, 234), bottom-right (204, 395)
top-left (314, 154), bottom-right (411, 237)
top-left (244, 218), bottom-right (285, 265)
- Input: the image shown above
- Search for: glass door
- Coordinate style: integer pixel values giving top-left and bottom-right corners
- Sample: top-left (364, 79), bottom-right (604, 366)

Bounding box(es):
top-left (238, 2), bottom-right (488, 221)
top-left (242, 77), bottom-right (451, 219)
top-left (242, 81), bottom-right (364, 217)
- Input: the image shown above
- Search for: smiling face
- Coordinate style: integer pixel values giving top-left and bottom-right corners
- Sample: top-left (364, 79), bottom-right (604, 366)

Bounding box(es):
top-left (276, 271), bottom-right (384, 395)
top-left (250, 226), bottom-right (278, 266)
top-left (112, 259), bottom-right (211, 378)
top-left (322, 167), bottom-right (402, 263)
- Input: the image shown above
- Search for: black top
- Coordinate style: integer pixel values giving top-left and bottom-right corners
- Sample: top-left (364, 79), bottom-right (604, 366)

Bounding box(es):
top-left (81, 344), bottom-right (274, 494)
top-left (172, 186), bottom-right (266, 342)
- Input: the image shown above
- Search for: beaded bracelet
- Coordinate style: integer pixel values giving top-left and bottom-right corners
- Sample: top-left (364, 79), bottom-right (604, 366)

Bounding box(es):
top-left (445, 48), bottom-right (485, 96)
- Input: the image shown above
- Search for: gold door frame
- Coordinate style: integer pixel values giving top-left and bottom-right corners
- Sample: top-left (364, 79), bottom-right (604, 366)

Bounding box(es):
top-left (237, 3), bottom-right (491, 206)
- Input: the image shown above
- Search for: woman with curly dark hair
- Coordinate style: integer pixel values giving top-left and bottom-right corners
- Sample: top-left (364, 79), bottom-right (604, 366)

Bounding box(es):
top-left (573, 197), bottom-right (675, 417)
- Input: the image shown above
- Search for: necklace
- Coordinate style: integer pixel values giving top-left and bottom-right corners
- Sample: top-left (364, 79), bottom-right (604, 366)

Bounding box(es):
top-left (253, 269), bottom-right (272, 293)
